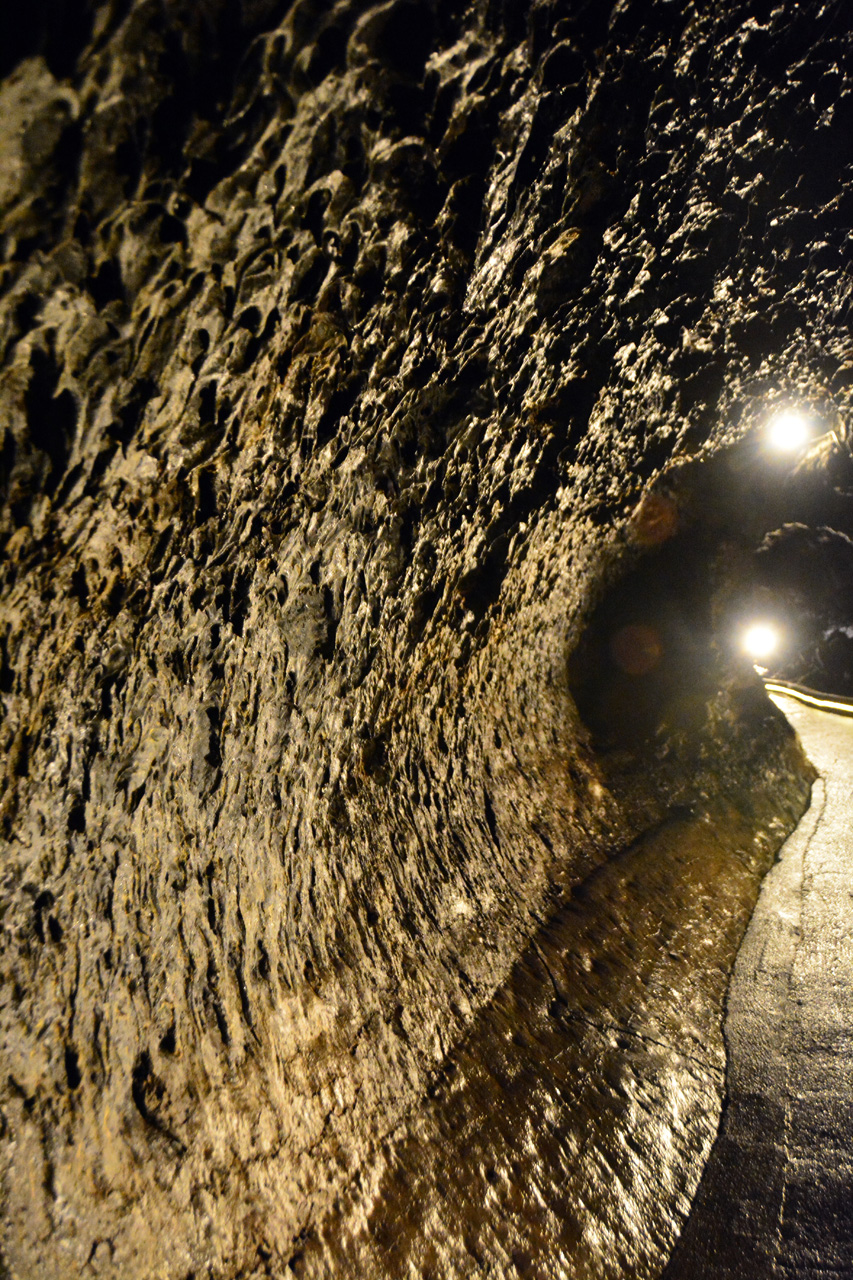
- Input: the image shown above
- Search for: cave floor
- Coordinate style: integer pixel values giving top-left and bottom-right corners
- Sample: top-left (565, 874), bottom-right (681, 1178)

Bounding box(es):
top-left (665, 695), bottom-right (853, 1278)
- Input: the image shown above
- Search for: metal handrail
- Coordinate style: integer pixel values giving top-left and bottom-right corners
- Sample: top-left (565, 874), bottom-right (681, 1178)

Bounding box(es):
top-left (764, 678), bottom-right (853, 716)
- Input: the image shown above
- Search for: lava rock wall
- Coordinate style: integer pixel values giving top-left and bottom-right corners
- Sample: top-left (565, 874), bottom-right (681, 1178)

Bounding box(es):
top-left (0, 1), bottom-right (844, 1276)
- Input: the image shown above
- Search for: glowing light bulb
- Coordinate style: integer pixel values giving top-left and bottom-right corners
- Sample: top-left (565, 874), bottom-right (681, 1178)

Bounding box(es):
top-left (767, 410), bottom-right (810, 452)
top-left (742, 623), bottom-right (779, 661)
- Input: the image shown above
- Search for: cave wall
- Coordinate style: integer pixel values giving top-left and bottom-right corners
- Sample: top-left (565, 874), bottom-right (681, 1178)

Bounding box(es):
top-left (0, 1), bottom-right (847, 1276)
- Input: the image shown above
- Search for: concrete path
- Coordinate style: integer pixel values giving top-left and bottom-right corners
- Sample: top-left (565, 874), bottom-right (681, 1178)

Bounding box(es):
top-left (665, 694), bottom-right (853, 1278)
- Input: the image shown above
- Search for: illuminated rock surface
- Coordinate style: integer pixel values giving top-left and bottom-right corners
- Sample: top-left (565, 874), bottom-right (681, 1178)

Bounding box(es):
top-left (0, 1), bottom-right (849, 1276)
top-left (301, 776), bottom-right (810, 1280)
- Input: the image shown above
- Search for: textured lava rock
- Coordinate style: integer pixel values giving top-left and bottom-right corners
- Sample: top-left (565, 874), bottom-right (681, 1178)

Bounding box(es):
top-left (0, 1), bottom-right (846, 1276)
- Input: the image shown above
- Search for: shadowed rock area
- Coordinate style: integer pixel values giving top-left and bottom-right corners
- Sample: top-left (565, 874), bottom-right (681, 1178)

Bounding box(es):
top-left (0, 1), bottom-right (849, 1276)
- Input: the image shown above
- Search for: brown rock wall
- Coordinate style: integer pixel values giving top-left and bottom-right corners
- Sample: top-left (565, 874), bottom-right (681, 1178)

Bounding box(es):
top-left (0, 1), bottom-right (845, 1275)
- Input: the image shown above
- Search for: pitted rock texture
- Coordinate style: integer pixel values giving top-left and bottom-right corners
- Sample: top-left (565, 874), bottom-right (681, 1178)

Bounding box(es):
top-left (0, 1), bottom-right (845, 1277)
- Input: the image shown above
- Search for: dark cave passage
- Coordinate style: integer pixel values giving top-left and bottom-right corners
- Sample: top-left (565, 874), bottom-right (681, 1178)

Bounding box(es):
top-left (569, 406), bottom-right (853, 754)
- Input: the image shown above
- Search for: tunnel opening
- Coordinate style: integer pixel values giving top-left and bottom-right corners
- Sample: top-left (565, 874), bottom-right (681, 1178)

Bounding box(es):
top-left (569, 405), bottom-right (853, 751)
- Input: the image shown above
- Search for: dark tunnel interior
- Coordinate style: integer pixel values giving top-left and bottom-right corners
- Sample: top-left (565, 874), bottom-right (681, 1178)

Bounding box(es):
top-left (569, 403), bottom-right (853, 749)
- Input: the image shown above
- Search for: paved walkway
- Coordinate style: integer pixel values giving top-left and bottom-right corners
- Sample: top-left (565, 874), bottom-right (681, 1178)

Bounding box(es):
top-left (665, 695), bottom-right (853, 1278)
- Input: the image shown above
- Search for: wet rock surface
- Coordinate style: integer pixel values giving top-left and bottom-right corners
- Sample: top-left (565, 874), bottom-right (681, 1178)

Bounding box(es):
top-left (0, 0), bottom-right (847, 1276)
top-left (304, 746), bottom-right (810, 1280)
top-left (665, 695), bottom-right (853, 1278)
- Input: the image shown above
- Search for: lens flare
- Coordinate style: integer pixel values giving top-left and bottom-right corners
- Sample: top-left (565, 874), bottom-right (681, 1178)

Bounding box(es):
top-left (610, 624), bottom-right (663, 676)
top-left (742, 623), bottom-right (779, 661)
top-left (767, 410), bottom-right (810, 452)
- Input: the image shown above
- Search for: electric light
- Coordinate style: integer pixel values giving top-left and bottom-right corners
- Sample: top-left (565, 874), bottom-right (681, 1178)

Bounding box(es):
top-left (742, 622), bottom-right (780, 661)
top-left (767, 409), bottom-right (810, 452)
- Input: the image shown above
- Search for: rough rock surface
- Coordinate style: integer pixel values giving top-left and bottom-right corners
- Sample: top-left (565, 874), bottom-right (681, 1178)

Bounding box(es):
top-left (0, 0), bottom-right (846, 1276)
